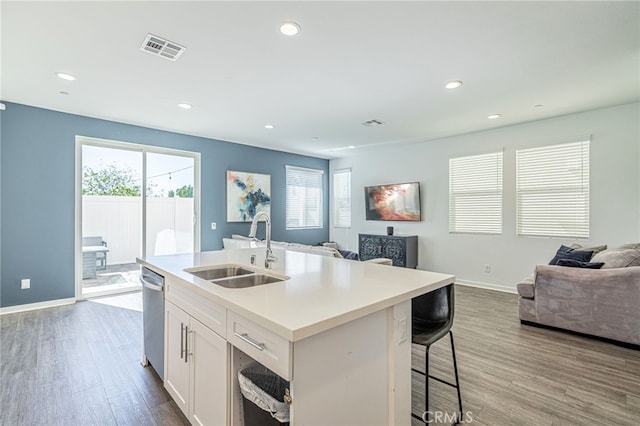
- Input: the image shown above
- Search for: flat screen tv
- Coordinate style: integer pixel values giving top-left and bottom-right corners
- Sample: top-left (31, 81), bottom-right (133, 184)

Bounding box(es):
top-left (364, 182), bottom-right (421, 221)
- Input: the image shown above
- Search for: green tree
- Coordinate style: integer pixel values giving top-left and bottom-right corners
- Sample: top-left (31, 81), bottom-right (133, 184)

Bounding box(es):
top-left (83, 164), bottom-right (141, 196)
top-left (175, 185), bottom-right (193, 198)
top-left (167, 190), bottom-right (175, 198)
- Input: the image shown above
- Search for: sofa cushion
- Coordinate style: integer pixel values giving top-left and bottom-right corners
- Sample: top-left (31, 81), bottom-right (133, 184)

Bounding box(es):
top-left (531, 264), bottom-right (640, 345)
top-left (569, 243), bottom-right (608, 255)
top-left (231, 234), bottom-right (254, 241)
top-left (549, 245), bottom-right (593, 265)
top-left (516, 275), bottom-right (535, 299)
top-left (556, 259), bottom-right (605, 269)
top-left (616, 243), bottom-right (640, 250)
top-left (591, 248), bottom-right (640, 268)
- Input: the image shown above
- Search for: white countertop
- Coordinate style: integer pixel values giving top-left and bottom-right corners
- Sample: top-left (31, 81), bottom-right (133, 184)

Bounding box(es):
top-left (137, 248), bottom-right (455, 342)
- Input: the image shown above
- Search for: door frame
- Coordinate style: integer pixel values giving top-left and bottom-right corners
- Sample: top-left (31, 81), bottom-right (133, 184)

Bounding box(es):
top-left (74, 136), bottom-right (201, 300)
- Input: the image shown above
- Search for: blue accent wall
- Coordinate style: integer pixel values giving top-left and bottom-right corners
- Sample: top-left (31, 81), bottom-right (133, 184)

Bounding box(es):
top-left (0, 102), bottom-right (329, 308)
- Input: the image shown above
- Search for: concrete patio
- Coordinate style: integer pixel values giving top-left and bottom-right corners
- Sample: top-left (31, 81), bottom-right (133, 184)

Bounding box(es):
top-left (82, 263), bottom-right (141, 295)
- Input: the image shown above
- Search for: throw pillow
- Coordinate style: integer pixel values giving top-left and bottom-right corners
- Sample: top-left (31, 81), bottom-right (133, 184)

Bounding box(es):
top-left (549, 245), bottom-right (594, 265)
top-left (556, 259), bottom-right (605, 269)
top-left (591, 248), bottom-right (640, 268)
top-left (569, 243), bottom-right (608, 255)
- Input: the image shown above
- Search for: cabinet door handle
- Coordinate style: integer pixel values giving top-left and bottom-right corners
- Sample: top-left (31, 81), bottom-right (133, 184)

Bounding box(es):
top-left (184, 325), bottom-right (189, 363)
top-left (180, 322), bottom-right (184, 359)
top-left (234, 332), bottom-right (265, 351)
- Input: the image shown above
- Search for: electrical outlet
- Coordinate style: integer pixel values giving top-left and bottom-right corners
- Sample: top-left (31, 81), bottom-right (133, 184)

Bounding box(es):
top-left (211, 222), bottom-right (217, 230)
top-left (399, 318), bottom-right (407, 343)
top-left (21, 279), bottom-right (30, 289)
top-left (484, 264), bottom-right (492, 273)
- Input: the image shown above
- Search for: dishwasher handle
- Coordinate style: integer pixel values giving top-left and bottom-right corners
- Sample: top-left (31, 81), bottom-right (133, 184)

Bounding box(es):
top-left (140, 277), bottom-right (163, 291)
top-left (140, 267), bottom-right (164, 291)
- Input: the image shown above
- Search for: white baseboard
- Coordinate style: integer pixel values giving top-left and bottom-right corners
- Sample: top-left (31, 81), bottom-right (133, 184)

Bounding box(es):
top-left (0, 297), bottom-right (76, 315)
top-left (456, 279), bottom-right (517, 294)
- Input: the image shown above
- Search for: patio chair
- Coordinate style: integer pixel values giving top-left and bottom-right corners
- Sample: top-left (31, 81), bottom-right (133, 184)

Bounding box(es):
top-left (82, 236), bottom-right (108, 270)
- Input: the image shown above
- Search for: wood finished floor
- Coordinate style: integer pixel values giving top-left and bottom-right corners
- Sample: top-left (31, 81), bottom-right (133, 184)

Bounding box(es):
top-left (411, 286), bottom-right (640, 426)
top-left (1, 286), bottom-right (638, 425)
top-left (0, 294), bottom-right (189, 426)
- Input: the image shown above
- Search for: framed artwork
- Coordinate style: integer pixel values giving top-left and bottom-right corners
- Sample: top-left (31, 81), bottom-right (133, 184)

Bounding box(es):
top-left (226, 170), bottom-right (271, 222)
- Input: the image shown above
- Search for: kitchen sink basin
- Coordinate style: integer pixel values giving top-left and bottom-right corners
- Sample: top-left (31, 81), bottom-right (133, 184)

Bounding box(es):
top-left (187, 265), bottom-right (255, 280)
top-left (212, 274), bottom-right (285, 289)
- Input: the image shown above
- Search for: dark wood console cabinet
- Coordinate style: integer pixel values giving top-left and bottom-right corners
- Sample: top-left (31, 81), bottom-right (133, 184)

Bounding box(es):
top-left (358, 234), bottom-right (418, 268)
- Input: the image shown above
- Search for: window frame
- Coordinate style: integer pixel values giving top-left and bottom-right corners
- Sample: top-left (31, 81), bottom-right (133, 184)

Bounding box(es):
top-left (332, 168), bottom-right (351, 228)
top-left (516, 139), bottom-right (590, 238)
top-left (285, 165), bottom-right (324, 230)
top-left (448, 151), bottom-right (503, 235)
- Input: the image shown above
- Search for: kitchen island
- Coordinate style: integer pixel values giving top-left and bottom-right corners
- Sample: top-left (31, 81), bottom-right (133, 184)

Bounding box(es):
top-left (138, 247), bottom-right (455, 425)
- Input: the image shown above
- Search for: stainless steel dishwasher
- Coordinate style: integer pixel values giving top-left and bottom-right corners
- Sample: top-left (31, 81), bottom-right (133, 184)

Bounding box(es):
top-left (140, 266), bottom-right (165, 381)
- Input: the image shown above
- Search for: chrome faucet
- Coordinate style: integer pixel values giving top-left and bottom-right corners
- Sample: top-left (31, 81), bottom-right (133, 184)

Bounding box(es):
top-left (248, 211), bottom-right (277, 269)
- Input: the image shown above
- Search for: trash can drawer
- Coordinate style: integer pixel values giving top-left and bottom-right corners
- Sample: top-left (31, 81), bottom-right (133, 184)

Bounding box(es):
top-left (239, 363), bottom-right (290, 425)
top-left (228, 312), bottom-right (292, 380)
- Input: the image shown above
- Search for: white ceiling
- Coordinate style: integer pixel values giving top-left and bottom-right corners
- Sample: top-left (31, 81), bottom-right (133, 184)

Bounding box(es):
top-left (2, 1), bottom-right (639, 159)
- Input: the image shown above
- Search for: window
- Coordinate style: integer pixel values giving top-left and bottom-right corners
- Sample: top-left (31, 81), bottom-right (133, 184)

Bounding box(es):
top-left (449, 151), bottom-right (503, 234)
top-left (516, 139), bottom-right (590, 238)
top-left (333, 169), bottom-right (351, 228)
top-left (286, 165), bottom-right (324, 229)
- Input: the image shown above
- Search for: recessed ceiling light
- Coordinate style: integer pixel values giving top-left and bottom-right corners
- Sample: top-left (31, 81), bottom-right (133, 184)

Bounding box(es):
top-left (177, 103), bottom-right (192, 109)
top-left (56, 72), bottom-right (76, 81)
top-left (488, 114), bottom-right (501, 120)
top-left (280, 21), bottom-right (301, 36)
top-left (347, 145), bottom-right (356, 149)
top-left (445, 80), bottom-right (463, 89)
top-left (265, 124), bottom-right (274, 129)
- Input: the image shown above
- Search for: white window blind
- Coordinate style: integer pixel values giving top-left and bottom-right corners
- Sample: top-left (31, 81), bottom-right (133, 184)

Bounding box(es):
top-left (449, 151), bottom-right (503, 234)
top-left (516, 140), bottom-right (590, 238)
top-left (286, 165), bottom-right (324, 229)
top-left (333, 169), bottom-right (351, 228)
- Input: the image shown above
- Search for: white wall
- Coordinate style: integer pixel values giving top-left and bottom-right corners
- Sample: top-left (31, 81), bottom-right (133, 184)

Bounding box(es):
top-left (330, 103), bottom-right (640, 292)
top-left (83, 196), bottom-right (194, 264)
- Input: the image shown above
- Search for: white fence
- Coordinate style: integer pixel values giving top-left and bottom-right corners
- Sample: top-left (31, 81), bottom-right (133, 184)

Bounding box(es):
top-left (83, 195), bottom-right (194, 265)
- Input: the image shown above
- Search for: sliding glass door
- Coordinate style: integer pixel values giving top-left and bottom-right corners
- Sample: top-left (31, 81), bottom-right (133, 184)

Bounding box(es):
top-left (77, 138), bottom-right (199, 298)
top-left (145, 152), bottom-right (195, 257)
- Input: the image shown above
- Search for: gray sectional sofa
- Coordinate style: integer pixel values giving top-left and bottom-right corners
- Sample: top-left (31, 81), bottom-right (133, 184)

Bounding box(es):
top-left (517, 243), bottom-right (640, 347)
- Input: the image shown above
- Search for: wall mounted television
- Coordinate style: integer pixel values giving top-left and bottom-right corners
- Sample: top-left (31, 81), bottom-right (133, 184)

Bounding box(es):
top-left (364, 182), bottom-right (421, 221)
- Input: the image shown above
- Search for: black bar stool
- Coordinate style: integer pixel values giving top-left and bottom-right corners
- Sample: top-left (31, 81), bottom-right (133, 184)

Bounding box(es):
top-left (411, 283), bottom-right (463, 424)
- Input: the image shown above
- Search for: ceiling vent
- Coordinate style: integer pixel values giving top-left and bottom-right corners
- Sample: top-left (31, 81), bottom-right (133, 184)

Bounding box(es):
top-left (362, 119), bottom-right (384, 127)
top-left (140, 34), bottom-right (186, 61)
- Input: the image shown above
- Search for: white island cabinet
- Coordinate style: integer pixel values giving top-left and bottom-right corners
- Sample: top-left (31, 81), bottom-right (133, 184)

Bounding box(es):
top-left (138, 247), bottom-right (455, 426)
top-left (165, 279), bottom-right (228, 426)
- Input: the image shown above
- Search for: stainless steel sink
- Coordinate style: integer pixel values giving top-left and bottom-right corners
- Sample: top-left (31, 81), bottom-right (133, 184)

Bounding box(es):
top-left (187, 265), bottom-right (254, 280)
top-left (212, 274), bottom-right (284, 288)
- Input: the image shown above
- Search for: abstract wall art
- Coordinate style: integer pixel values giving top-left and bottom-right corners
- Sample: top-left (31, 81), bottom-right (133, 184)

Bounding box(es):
top-left (226, 170), bottom-right (271, 222)
top-left (364, 182), bottom-right (421, 221)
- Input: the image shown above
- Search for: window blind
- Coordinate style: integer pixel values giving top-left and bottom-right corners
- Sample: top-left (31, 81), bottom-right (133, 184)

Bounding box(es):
top-left (333, 169), bottom-right (351, 228)
top-left (286, 165), bottom-right (324, 229)
top-left (516, 140), bottom-right (590, 238)
top-left (449, 151), bottom-right (503, 234)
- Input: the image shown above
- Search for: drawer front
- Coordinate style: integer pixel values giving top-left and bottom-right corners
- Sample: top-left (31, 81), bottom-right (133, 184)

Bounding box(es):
top-left (227, 311), bottom-right (291, 380)
top-left (166, 278), bottom-right (226, 338)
